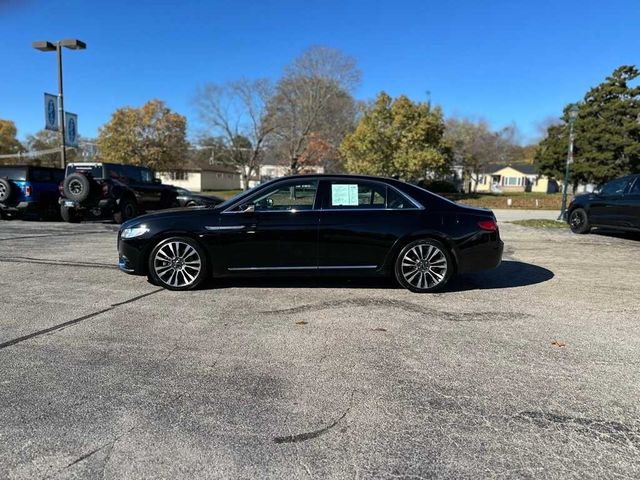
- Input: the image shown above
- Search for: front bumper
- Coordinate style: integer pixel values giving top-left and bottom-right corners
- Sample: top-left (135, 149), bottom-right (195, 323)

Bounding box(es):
top-left (117, 233), bottom-right (148, 275)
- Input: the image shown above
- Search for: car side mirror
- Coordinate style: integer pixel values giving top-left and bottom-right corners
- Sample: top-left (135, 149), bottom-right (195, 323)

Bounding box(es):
top-left (153, 178), bottom-right (161, 185)
top-left (240, 203), bottom-right (255, 213)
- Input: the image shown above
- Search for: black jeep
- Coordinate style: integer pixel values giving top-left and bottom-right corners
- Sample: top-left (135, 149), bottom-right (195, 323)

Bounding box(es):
top-left (59, 162), bottom-right (179, 223)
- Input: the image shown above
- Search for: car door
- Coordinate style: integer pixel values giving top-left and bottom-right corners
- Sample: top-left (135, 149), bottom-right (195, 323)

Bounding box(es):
top-left (213, 179), bottom-right (321, 271)
top-left (589, 177), bottom-right (630, 227)
top-left (318, 179), bottom-right (422, 270)
top-left (621, 176), bottom-right (640, 229)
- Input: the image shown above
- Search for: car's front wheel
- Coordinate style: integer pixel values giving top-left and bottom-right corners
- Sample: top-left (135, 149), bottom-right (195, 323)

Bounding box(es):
top-left (568, 208), bottom-right (591, 234)
top-left (395, 239), bottom-right (453, 293)
top-left (148, 237), bottom-right (208, 291)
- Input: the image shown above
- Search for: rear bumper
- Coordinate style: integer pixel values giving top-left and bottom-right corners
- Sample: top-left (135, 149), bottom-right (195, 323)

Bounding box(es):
top-left (0, 201), bottom-right (39, 213)
top-left (60, 198), bottom-right (117, 210)
top-left (456, 238), bottom-right (504, 274)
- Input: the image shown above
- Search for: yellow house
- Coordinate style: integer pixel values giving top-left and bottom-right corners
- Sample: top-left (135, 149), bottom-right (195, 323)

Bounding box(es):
top-left (471, 164), bottom-right (558, 193)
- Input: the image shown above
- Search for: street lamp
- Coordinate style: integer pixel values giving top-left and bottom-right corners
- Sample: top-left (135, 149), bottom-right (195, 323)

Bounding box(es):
top-left (558, 104), bottom-right (579, 221)
top-left (32, 39), bottom-right (86, 169)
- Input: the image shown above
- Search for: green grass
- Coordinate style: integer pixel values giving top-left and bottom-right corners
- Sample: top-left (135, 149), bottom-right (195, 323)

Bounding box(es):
top-left (509, 219), bottom-right (568, 229)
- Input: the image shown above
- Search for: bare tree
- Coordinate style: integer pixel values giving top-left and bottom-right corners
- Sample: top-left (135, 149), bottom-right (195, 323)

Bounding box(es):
top-left (194, 78), bottom-right (274, 189)
top-left (445, 117), bottom-right (522, 192)
top-left (267, 46), bottom-right (361, 173)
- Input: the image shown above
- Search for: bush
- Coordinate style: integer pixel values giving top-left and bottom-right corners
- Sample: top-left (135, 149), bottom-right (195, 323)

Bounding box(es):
top-left (418, 179), bottom-right (458, 193)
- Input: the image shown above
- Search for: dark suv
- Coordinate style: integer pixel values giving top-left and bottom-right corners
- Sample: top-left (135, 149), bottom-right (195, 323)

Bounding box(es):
top-left (59, 162), bottom-right (179, 223)
top-left (0, 165), bottom-right (64, 219)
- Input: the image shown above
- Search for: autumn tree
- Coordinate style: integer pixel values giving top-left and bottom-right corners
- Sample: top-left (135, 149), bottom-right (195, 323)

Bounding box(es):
top-left (267, 46), bottom-right (360, 173)
top-left (97, 99), bottom-right (188, 171)
top-left (537, 65), bottom-right (640, 185)
top-left (193, 79), bottom-right (274, 189)
top-left (0, 120), bottom-right (24, 156)
top-left (340, 92), bottom-right (451, 180)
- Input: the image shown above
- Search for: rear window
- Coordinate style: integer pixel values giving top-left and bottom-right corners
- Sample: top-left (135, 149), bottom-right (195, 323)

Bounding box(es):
top-left (66, 164), bottom-right (104, 178)
top-left (0, 167), bottom-right (27, 181)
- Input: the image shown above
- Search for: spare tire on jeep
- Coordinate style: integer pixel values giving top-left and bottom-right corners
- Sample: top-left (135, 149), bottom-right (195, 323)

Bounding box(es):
top-left (63, 173), bottom-right (92, 202)
top-left (0, 178), bottom-right (12, 202)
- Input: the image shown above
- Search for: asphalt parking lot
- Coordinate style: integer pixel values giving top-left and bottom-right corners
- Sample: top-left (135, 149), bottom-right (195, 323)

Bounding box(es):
top-left (1, 218), bottom-right (639, 479)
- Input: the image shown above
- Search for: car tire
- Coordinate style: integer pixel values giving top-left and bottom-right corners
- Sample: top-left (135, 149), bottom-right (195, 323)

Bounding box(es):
top-left (0, 178), bottom-right (12, 203)
top-left (60, 206), bottom-right (82, 223)
top-left (63, 174), bottom-right (92, 202)
top-left (394, 238), bottom-right (453, 293)
top-left (113, 198), bottom-right (138, 224)
top-left (147, 236), bottom-right (208, 291)
top-left (568, 208), bottom-right (591, 234)
top-left (186, 201), bottom-right (197, 208)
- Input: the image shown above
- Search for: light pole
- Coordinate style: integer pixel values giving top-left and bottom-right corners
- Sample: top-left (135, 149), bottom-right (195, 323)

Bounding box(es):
top-left (32, 39), bottom-right (86, 169)
top-left (558, 104), bottom-right (579, 220)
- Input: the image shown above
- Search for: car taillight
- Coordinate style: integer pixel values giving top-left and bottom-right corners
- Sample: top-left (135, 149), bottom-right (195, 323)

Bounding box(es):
top-left (25, 185), bottom-right (32, 197)
top-left (478, 219), bottom-right (498, 232)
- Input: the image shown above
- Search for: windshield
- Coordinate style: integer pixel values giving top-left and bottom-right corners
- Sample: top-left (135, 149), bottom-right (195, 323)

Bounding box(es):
top-left (0, 167), bottom-right (27, 181)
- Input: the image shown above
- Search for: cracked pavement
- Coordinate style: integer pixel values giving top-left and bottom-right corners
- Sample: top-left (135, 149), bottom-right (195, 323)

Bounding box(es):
top-left (0, 219), bottom-right (639, 478)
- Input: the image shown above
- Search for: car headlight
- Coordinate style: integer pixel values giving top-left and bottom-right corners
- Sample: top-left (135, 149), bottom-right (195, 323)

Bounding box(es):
top-left (121, 225), bottom-right (150, 239)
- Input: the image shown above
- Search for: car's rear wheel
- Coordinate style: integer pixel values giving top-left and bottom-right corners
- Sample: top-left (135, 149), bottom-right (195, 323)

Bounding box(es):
top-left (148, 237), bottom-right (208, 291)
top-left (0, 178), bottom-right (12, 202)
top-left (60, 206), bottom-right (82, 223)
top-left (395, 239), bottom-right (453, 293)
top-left (113, 199), bottom-right (138, 224)
top-left (569, 208), bottom-right (590, 234)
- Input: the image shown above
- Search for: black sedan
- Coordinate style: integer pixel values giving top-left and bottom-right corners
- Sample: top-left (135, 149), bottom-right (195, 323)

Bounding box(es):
top-left (173, 187), bottom-right (224, 208)
top-left (117, 175), bottom-right (503, 292)
top-left (567, 174), bottom-right (640, 234)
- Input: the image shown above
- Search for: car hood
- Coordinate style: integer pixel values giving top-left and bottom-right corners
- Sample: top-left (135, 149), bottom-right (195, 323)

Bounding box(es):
top-left (120, 207), bottom-right (213, 229)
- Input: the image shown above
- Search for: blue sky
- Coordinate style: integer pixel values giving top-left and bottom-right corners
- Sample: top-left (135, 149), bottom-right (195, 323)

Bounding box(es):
top-left (1, 0), bottom-right (638, 143)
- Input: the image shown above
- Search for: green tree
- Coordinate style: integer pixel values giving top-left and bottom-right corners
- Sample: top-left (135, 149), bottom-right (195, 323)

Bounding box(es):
top-left (0, 120), bottom-right (24, 156)
top-left (537, 65), bottom-right (640, 185)
top-left (97, 99), bottom-right (188, 171)
top-left (340, 92), bottom-right (451, 180)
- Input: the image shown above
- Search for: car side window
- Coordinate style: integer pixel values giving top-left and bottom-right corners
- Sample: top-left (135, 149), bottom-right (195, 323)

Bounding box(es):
top-left (327, 181), bottom-right (386, 209)
top-left (600, 178), bottom-right (629, 196)
top-left (124, 166), bottom-right (142, 184)
top-left (629, 178), bottom-right (640, 195)
top-left (250, 181), bottom-right (319, 211)
top-left (140, 168), bottom-right (153, 184)
top-left (387, 187), bottom-right (416, 209)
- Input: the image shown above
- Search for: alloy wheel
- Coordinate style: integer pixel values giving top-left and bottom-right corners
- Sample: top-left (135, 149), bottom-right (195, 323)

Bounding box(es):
top-left (400, 243), bottom-right (448, 290)
top-left (69, 179), bottom-right (83, 196)
top-left (153, 240), bottom-right (202, 288)
top-left (0, 184), bottom-right (7, 201)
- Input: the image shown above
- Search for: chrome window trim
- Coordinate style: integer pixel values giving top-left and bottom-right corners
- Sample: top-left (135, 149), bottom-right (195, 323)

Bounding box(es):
top-left (227, 265), bottom-right (377, 271)
top-left (204, 225), bottom-right (246, 231)
top-left (221, 177), bottom-right (425, 213)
